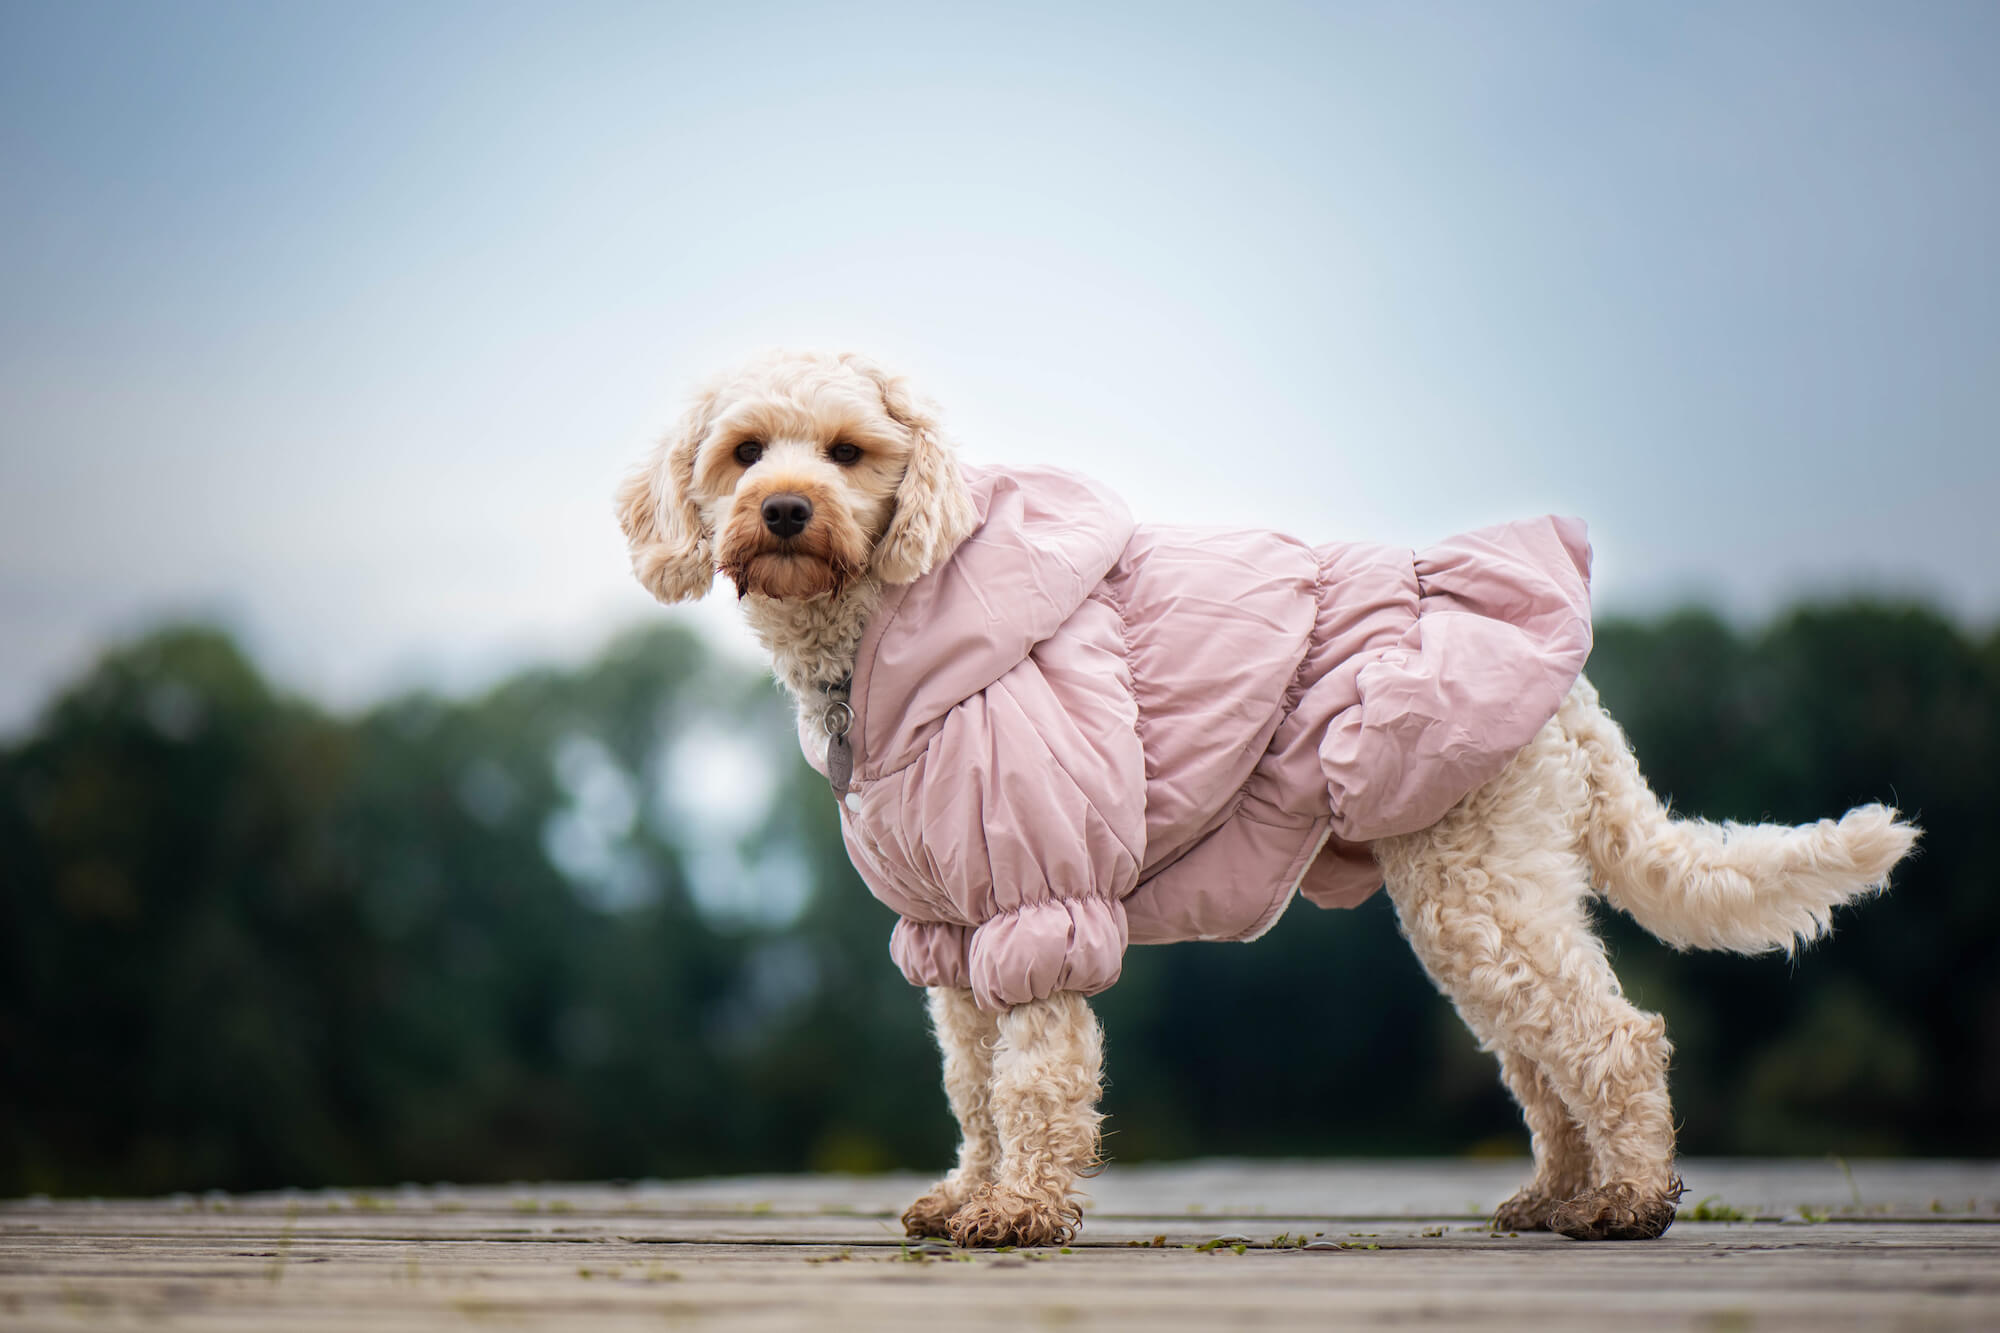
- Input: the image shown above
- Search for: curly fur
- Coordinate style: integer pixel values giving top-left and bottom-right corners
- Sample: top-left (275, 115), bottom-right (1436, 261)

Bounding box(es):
top-left (616, 384), bottom-right (720, 606)
top-left (900, 987), bottom-right (1001, 1237)
top-left (1374, 681), bottom-right (1912, 1240)
top-left (618, 350), bottom-right (973, 706)
top-left (948, 991), bottom-right (1103, 1248)
top-left (619, 350), bottom-right (1919, 1248)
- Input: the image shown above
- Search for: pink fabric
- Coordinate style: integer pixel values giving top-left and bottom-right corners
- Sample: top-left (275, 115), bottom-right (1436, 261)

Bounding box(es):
top-left (804, 466), bottom-right (1592, 1011)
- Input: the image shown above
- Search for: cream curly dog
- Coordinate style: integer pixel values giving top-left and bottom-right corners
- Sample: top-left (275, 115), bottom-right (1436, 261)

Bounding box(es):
top-left (618, 349), bottom-right (1918, 1247)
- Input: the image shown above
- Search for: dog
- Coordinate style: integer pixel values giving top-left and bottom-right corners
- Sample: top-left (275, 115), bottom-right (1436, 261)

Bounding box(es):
top-left (617, 349), bottom-right (1919, 1247)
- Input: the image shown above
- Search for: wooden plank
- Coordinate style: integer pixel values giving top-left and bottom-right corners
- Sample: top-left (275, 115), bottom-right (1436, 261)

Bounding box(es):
top-left (4, 1162), bottom-right (1997, 1331)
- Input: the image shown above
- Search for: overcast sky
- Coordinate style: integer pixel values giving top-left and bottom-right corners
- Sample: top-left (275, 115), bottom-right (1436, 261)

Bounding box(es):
top-left (3, 1), bottom-right (1995, 733)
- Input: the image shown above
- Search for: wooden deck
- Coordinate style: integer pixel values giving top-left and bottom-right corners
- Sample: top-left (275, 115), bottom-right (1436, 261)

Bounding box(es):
top-left (4, 1160), bottom-right (1996, 1330)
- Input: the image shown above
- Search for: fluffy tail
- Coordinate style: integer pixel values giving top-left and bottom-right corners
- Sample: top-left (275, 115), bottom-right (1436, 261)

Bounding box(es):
top-left (1566, 683), bottom-right (1920, 954)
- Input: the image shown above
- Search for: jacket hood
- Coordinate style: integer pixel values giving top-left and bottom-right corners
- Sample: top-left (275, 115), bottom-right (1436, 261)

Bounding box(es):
top-left (848, 464), bottom-right (1136, 780)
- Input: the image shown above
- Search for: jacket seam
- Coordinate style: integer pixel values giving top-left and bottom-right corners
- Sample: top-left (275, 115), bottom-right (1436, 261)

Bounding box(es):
top-left (966, 895), bottom-right (1124, 923)
top-left (848, 579), bottom-right (916, 781)
top-left (1092, 578), bottom-right (1149, 770)
top-left (1278, 557), bottom-right (1333, 717)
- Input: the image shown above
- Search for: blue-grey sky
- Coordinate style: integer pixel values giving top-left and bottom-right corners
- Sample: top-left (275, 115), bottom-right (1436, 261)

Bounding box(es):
top-left (3, 1), bottom-right (1995, 731)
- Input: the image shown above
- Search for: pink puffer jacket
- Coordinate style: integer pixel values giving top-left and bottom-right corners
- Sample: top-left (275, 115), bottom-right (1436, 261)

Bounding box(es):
top-left (804, 465), bottom-right (1592, 1011)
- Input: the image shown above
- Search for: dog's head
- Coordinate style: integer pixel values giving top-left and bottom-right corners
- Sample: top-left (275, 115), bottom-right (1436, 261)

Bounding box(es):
top-left (618, 350), bottom-right (977, 603)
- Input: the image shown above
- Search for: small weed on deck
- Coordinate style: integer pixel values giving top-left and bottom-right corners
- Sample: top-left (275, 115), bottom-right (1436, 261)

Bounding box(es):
top-left (1688, 1196), bottom-right (1751, 1222)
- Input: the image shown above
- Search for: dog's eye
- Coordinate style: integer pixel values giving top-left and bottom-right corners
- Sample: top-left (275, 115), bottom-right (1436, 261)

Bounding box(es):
top-left (734, 441), bottom-right (764, 466)
top-left (828, 442), bottom-right (862, 466)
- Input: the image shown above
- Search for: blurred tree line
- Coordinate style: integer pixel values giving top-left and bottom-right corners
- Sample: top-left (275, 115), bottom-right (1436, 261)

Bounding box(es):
top-left (2, 602), bottom-right (1994, 1197)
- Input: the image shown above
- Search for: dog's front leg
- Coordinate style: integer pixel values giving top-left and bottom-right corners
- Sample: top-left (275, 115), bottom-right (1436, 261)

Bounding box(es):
top-left (901, 987), bottom-right (1001, 1236)
top-left (948, 991), bottom-right (1104, 1248)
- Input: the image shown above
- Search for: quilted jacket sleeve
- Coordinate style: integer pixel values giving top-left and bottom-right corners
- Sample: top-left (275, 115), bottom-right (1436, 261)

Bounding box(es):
top-left (882, 596), bottom-right (1147, 1011)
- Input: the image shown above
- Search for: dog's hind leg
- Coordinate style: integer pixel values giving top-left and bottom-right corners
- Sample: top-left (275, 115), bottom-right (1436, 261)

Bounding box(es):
top-left (1377, 732), bottom-right (1682, 1242)
top-left (1380, 844), bottom-right (1680, 1239)
top-left (948, 991), bottom-right (1103, 1248)
top-left (1489, 1050), bottom-right (1594, 1231)
top-left (902, 987), bottom-right (1002, 1237)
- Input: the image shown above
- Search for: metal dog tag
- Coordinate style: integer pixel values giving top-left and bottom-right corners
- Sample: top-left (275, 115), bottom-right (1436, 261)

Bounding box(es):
top-left (823, 699), bottom-right (854, 795)
top-left (826, 731), bottom-right (853, 794)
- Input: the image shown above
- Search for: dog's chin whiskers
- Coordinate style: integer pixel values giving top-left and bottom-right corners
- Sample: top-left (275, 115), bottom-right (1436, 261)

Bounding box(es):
top-left (825, 558), bottom-right (866, 599)
top-left (715, 548), bottom-right (870, 603)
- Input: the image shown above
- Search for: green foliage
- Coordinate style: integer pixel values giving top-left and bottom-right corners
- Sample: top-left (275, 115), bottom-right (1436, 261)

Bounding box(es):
top-left (0, 623), bottom-right (944, 1195)
top-left (1, 600), bottom-right (1993, 1196)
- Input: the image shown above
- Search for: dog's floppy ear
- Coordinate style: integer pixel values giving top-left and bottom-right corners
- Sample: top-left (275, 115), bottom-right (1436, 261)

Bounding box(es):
top-left (849, 357), bottom-right (978, 585)
top-left (617, 390), bottom-right (720, 604)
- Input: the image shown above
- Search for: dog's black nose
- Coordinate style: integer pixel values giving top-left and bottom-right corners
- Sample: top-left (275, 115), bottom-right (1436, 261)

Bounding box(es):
top-left (761, 492), bottom-right (813, 538)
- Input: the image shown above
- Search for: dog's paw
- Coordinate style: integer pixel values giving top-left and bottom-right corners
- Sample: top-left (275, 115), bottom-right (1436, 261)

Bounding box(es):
top-left (1548, 1177), bottom-right (1683, 1242)
top-left (1491, 1188), bottom-right (1564, 1232)
top-left (900, 1191), bottom-right (964, 1239)
top-left (946, 1185), bottom-right (1081, 1249)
